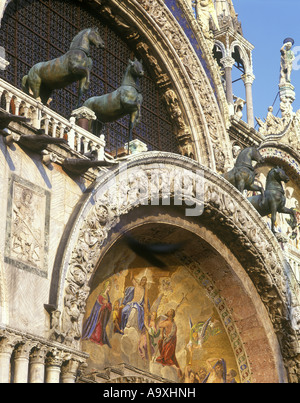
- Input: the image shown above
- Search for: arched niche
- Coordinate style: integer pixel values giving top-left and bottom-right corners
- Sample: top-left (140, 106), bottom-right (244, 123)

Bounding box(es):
top-left (49, 151), bottom-right (300, 382)
top-left (80, 213), bottom-right (283, 383)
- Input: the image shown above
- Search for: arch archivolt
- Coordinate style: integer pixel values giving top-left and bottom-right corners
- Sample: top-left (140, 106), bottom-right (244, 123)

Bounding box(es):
top-left (49, 151), bottom-right (300, 381)
top-left (259, 143), bottom-right (300, 186)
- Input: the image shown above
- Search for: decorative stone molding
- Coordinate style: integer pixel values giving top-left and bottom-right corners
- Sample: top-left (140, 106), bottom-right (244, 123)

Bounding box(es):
top-left (80, 363), bottom-right (176, 383)
top-left (50, 151), bottom-right (300, 382)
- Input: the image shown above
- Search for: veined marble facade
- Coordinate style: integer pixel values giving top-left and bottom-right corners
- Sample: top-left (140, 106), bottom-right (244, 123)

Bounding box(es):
top-left (0, 0), bottom-right (299, 384)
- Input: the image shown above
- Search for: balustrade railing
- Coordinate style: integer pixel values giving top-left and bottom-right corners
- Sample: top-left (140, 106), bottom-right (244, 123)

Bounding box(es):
top-left (0, 78), bottom-right (106, 161)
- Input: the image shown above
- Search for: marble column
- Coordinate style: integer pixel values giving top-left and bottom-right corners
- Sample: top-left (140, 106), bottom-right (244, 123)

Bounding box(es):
top-left (242, 73), bottom-right (255, 127)
top-left (29, 348), bottom-right (46, 383)
top-left (0, 339), bottom-right (14, 383)
top-left (220, 56), bottom-right (235, 110)
top-left (61, 359), bottom-right (80, 384)
top-left (45, 355), bottom-right (63, 384)
top-left (13, 343), bottom-right (31, 383)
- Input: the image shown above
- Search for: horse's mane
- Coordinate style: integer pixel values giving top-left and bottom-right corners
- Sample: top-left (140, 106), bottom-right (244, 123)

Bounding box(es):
top-left (69, 28), bottom-right (90, 49)
top-left (266, 167), bottom-right (279, 182)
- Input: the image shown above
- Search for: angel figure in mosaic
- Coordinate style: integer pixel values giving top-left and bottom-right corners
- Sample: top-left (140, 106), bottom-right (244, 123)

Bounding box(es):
top-left (186, 315), bottom-right (222, 364)
top-left (138, 310), bottom-right (160, 362)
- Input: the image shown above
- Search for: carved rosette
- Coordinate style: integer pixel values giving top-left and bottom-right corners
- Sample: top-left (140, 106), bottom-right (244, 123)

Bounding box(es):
top-left (53, 152), bottom-right (300, 382)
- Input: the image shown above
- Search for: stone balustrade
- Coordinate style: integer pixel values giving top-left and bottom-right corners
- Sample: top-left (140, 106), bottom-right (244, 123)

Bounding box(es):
top-left (0, 78), bottom-right (106, 160)
top-left (0, 326), bottom-right (87, 383)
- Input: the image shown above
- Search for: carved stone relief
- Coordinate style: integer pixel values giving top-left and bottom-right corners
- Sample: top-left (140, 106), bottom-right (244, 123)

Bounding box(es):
top-left (5, 174), bottom-right (50, 278)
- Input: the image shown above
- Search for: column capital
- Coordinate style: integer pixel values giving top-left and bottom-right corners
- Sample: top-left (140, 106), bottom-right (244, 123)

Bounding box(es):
top-left (29, 346), bottom-right (47, 364)
top-left (242, 73), bottom-right (255, 85)
top-left (14, 341), bottom-right (32, 360)
top-left (0, 335), bottom-right (21, 354)
top-left (46, 352), bottom-right (64, 368)
top-left (61, 358), bottom-right (81, 383)
top-left (220, 56), bottom-right (235, 69)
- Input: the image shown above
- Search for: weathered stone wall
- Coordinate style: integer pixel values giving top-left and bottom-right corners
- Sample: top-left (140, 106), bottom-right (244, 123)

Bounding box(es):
top-left (0, 133), bottom-right (92, 336)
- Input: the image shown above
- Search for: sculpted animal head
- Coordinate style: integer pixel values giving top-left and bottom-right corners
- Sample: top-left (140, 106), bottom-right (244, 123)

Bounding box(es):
top-left (251, 147), bottom-right (264, 164)
top-left (88, 27), bottom-right (105, 49)
top-left (270, 166), bottom-right (290, 184)
top-left (128, 58), bottom-right (144, 78)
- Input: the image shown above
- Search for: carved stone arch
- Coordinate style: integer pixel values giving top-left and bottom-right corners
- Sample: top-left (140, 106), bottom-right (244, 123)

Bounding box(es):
top-left (49, 151), bottom-right (300, 382)
top-left (230, 41), bottom-right (252, 74)
top-left (214, 40), bottom-right (227, 58)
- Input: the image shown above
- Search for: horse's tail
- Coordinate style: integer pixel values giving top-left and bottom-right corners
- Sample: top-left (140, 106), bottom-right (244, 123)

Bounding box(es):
top-left (22, 75), bottom-right (29, 94)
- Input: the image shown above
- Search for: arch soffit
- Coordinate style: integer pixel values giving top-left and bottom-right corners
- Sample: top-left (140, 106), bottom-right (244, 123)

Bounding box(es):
top-left (51, 152), bottom-right (299, 368)
top-left (230, 41), bottom-right (251, 74)
top-left (214, 40), bottom-right (227, 58)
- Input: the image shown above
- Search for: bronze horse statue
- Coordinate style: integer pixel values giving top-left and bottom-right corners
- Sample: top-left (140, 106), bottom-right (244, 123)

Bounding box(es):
top-left (223, 147), bottom-right (265, 196)
top-left (248, 166), bottom-right (297, 234)
top-left (83, 58), bottom-right (144, 144)
top-left (22, 27), bottom-right (104, 107)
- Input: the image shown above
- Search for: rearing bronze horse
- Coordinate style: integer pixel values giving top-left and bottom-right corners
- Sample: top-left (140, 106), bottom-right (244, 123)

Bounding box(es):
top-left (248, 166), bottom-right (297, 234)
top-left (22, 28), bottom-right (105, 107)
top-left (83, 58), bottom-right (144, 145)
top-left (223, 147), bottom-right (265, 197)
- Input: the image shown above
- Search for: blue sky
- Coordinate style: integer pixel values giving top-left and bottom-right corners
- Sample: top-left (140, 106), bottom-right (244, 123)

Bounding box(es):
top-left (232, 0), bottom-right (300, 126)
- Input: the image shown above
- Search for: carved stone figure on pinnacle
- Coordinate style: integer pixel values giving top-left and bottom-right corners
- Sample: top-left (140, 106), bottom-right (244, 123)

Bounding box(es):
top-left (280, 38), bottom-right (295, 86)
top-left (279, 38), bottom-right (296, 107)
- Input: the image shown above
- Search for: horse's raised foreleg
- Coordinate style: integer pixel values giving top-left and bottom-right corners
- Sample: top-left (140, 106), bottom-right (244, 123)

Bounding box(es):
top-left (279, 206), bottom-right (298, 229)
top-left (128, 109), bottom-right (139, 143)
top-left (77, 75), bottom-right (90, 108)
top-left (270, 202), bottom-right (278, 234)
